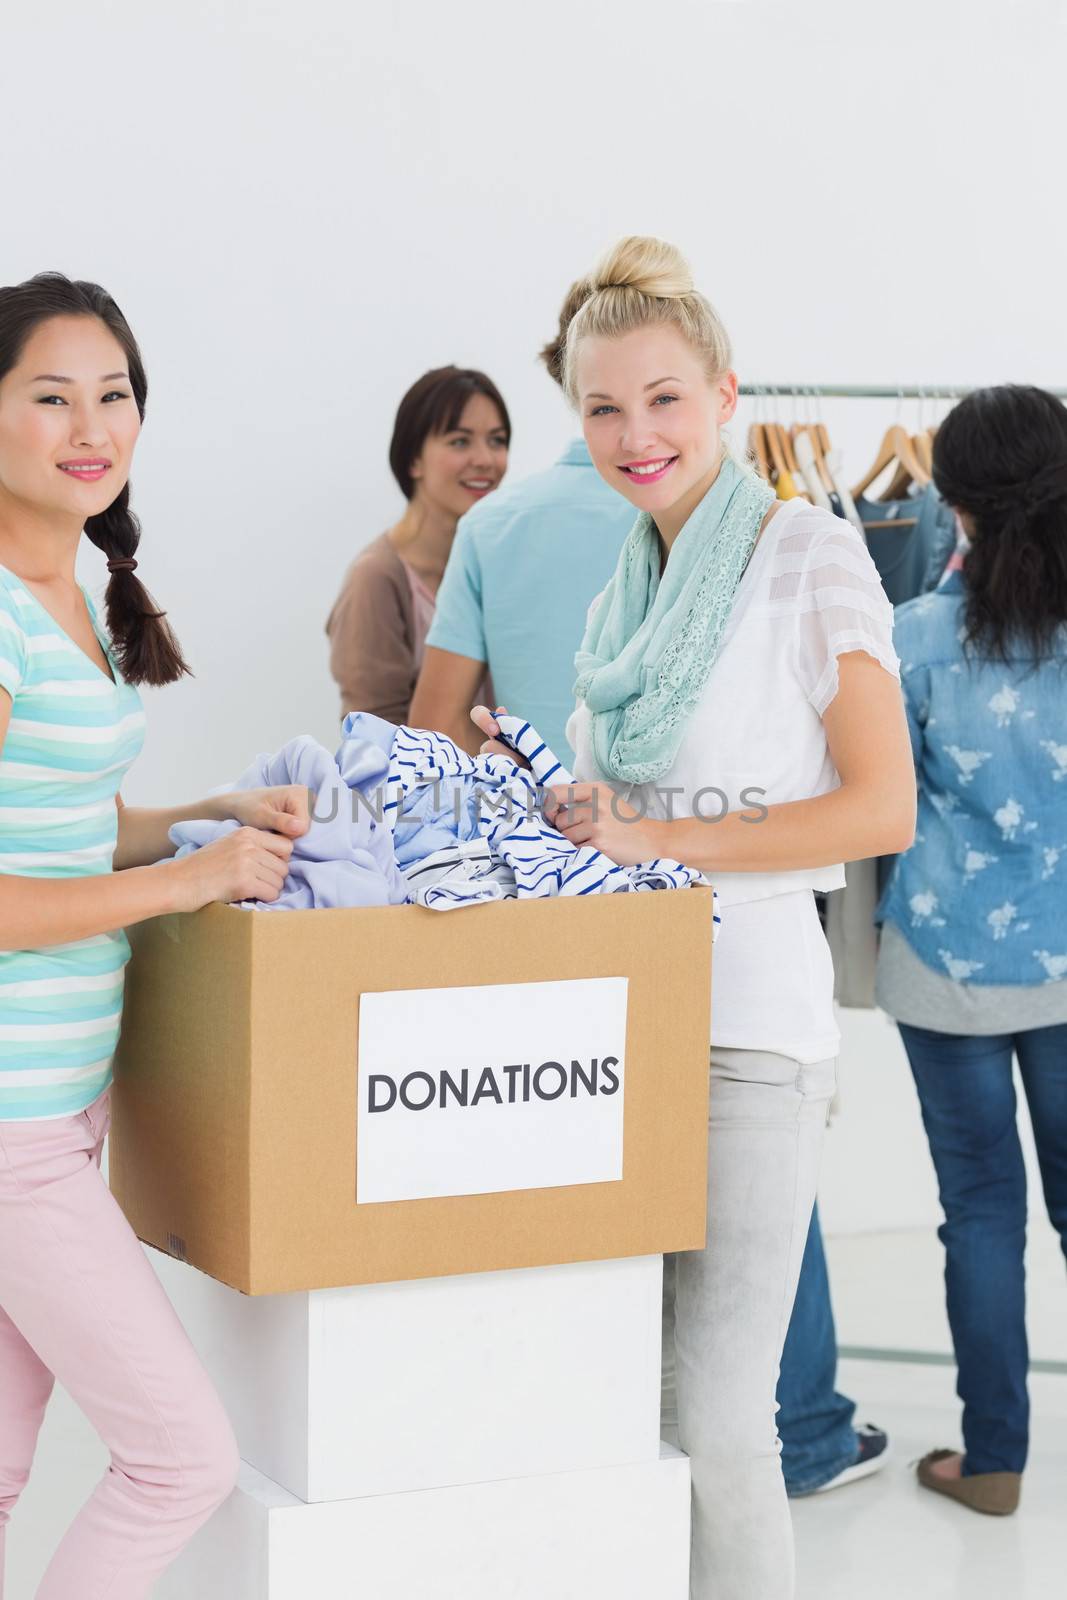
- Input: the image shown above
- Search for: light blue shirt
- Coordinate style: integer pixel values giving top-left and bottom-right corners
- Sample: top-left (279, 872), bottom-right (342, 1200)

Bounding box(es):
top-left (0, 568), bottom-right (145, 1119)
top-left (877, 570), bottom-right (1067, 985)
top-left (426, 439), bottom-right (633, 761)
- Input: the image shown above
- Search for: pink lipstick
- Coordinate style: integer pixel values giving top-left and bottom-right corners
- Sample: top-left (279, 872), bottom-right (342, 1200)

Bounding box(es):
top-left (618, 456), bottom-right (678, 485)
top-left (58, 458), bottom-right (112, 484)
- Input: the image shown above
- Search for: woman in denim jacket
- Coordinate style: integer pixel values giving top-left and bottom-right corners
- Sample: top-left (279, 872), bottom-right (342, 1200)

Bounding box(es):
top-left (877, 384), bottom-right (1067, 1516)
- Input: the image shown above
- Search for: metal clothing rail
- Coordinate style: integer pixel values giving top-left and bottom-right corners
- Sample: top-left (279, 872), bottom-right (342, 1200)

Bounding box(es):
top-left (740, 383), bottom-right (1067, 399)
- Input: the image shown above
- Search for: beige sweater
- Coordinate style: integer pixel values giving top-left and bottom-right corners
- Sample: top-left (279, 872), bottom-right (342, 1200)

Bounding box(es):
top-left (326, 532), bottom-right (422, 724)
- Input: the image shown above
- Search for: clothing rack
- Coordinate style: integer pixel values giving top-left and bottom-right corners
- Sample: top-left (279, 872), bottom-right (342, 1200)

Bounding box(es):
top-left (740, 383), bottom-right (1067, 399)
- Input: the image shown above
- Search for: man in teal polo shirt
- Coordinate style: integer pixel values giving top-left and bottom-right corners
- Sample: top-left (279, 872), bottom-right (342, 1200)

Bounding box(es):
top-left (409, 279), bottom-right (633, 761)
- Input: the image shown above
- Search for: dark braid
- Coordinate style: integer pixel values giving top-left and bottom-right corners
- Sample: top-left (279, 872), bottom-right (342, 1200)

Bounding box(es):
top-left (0, 272), bottom-right (190, 686)
top-left (83, 486), bottom-right (191, 687)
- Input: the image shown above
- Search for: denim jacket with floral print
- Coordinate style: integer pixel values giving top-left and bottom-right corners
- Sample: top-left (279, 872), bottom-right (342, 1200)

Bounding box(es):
top-left (878, 571), bottom-right (1067, 986)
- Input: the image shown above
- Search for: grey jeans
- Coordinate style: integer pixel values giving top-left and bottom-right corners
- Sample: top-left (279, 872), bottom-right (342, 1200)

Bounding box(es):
top-left (662, 1047), bottom-right (837, 1600)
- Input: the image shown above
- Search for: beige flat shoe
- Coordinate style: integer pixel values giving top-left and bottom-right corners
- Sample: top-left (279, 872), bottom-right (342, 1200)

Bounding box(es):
top-left (917, 1449), bottom-right (1021, 1516)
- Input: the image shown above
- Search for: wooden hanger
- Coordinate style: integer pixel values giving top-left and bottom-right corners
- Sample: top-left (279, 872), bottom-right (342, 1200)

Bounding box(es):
top-left (851, 424), bottom-right (930, 500)
top-left (763, 418), bottom-right (789, 481)
top-left (881, 454), bottom-right (914, 502)
top-left (780, 420), bottom-right (801, 477)
top-left (880, 433), bottom-right (933, 500)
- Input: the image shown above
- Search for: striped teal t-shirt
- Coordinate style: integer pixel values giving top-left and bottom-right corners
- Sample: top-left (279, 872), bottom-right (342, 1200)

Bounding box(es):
top-left (0, 565), bottom-right (145, 1120)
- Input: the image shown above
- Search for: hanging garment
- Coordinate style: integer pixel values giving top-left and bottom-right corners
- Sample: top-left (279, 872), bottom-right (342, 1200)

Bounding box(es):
top-left (169, 734), bottom-right (410, 911)
top-left (855, 484), bottom-right (956, 604)
top-left (822, 448), bottom-right (864, 531)
top-left (821, 857), bottom-right (880, 1007)
top-left (823, 483), bottom-right (957, 1006)
top-left (792, 431), bottom-right (833, 512)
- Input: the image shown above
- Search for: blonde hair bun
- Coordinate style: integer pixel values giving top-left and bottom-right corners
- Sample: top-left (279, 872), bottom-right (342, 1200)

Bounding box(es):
top-left (562, 235), bottom-right (731, 401)
top-left (591, 235), bottom-right (694, 300)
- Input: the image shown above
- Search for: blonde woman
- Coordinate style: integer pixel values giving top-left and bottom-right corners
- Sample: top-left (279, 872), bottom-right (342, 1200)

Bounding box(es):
top-left (475, 238), bottom-right (915, 1599)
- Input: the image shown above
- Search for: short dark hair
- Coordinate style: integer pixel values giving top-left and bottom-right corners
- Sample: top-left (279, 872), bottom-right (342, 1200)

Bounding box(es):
top-left (539, 276), bottom-right (592, 388)
top-left (388, 366), bottom-right (510, 500)
top-left (933, 384), bottom-right (1067, 664)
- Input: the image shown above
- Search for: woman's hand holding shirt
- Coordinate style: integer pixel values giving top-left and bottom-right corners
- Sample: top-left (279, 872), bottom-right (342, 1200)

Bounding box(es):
top-left (468, 704), bottom-right (665, 866)
top-left (168, 783), bottom-right (311, 911)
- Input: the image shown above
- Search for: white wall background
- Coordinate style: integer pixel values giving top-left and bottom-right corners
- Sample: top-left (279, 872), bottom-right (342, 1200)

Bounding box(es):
top-left (6, 0), bottom-right (1066, 802)
top-left (5, 0), bottom-right (1067, 1300)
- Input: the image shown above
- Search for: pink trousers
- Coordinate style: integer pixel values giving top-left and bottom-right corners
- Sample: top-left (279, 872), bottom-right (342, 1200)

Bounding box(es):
top-left (0, 1091), bottom-right (238, 1599)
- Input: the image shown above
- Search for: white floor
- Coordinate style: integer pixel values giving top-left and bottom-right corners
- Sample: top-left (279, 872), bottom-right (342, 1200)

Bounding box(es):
top-left (7, 1350), bottom-right (1066, 1598)
top-left (793, 1359), bottom-right (1067, 1600)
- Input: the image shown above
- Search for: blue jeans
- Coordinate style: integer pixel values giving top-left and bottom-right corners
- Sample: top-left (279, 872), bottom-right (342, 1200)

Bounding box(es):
top-left (898, 1021), bottom-right (1067, 1475)
top-left (776, 1201), bottom-right (858, 1494)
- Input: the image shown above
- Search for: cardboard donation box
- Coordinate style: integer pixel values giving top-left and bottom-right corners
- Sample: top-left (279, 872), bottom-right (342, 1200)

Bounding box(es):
top-left (110, 888), bottom-right (714, 1295)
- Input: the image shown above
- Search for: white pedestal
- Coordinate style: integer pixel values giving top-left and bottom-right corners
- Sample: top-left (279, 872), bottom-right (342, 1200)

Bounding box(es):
top-left (151, 1249), bottom-right (663, 1502)
top-left (158, 1447), bottom-right (691, 1600)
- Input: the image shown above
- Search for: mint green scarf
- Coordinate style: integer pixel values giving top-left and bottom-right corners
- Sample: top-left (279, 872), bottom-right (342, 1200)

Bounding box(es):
top-left (573, 457), bottom-right (775, 785)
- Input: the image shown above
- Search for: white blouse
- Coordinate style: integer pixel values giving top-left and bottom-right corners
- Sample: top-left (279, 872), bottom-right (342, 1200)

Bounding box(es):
top-left (567, 498), bottom-right (900, 1063)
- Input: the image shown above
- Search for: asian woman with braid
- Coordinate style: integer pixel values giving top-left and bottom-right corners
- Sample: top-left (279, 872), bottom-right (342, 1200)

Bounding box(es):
top-left (0, 273), bottom-right (312, 1598)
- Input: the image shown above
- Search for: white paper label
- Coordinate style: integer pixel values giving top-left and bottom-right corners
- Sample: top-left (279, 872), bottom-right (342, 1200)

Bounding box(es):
top-left (356, 977), bottom-right (628, 1204)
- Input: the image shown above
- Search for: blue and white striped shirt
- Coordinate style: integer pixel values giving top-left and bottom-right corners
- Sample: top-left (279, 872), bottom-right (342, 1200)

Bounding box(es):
top-left (381, 714), bottom-right (711, 909)
top-left (0, 566), bottom-right (145, 1119)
